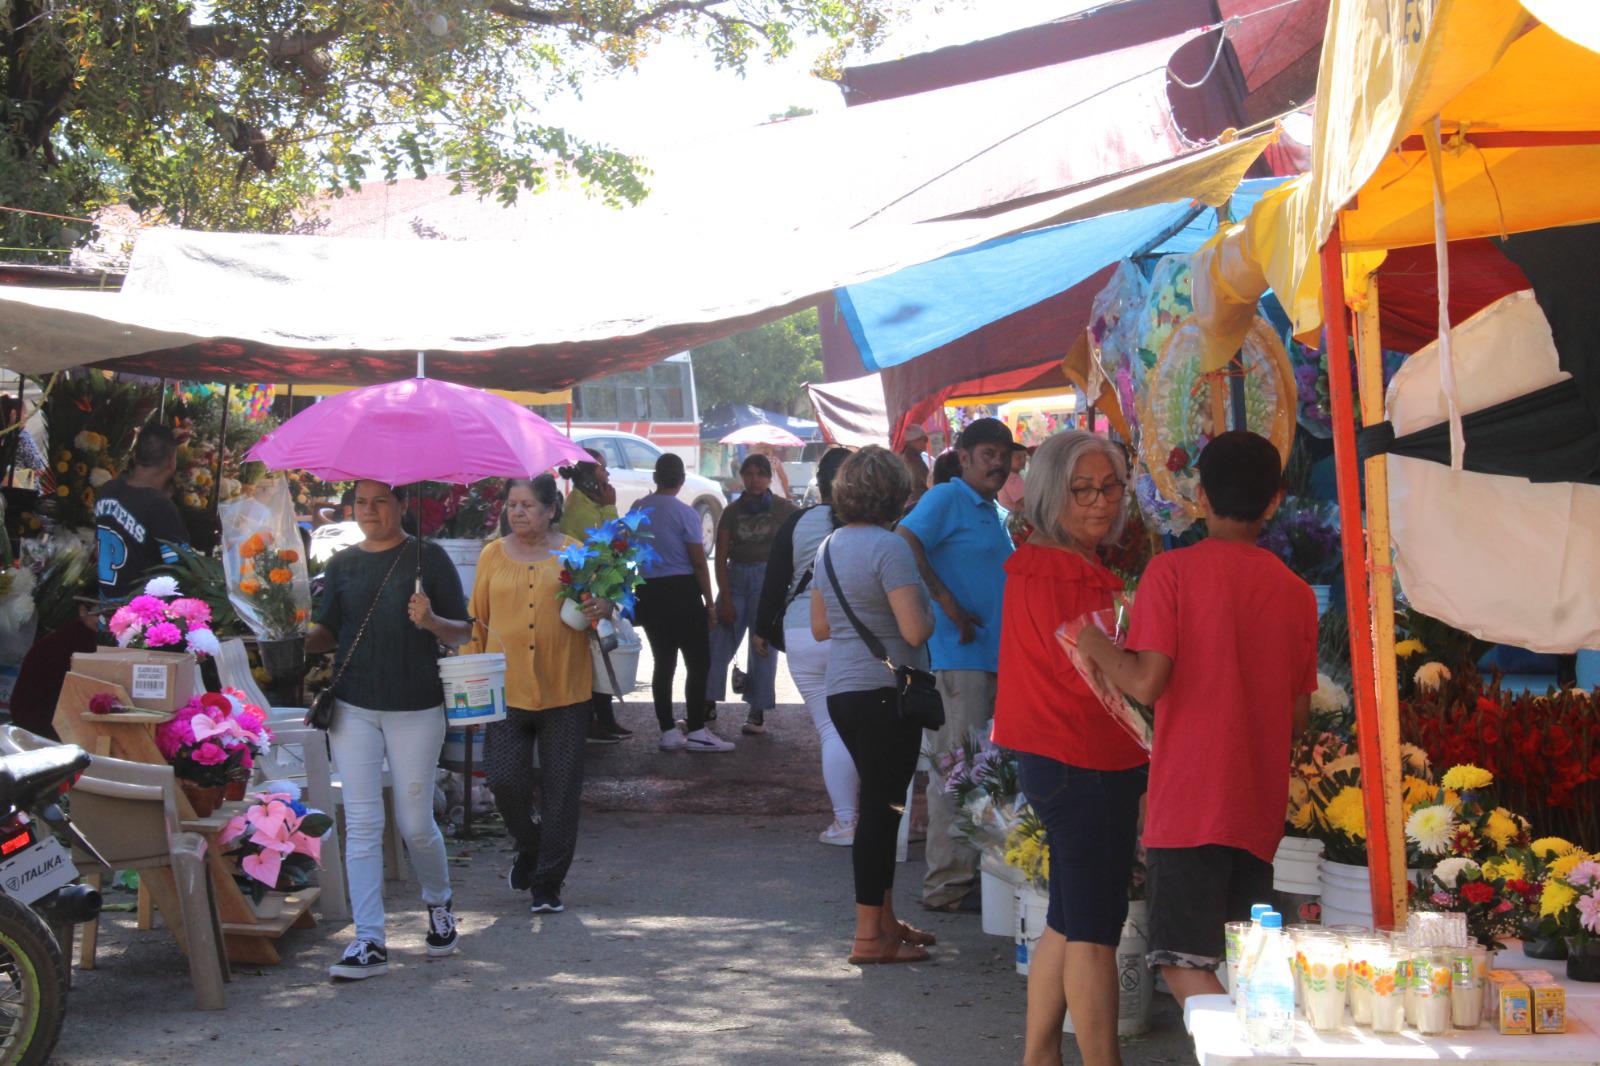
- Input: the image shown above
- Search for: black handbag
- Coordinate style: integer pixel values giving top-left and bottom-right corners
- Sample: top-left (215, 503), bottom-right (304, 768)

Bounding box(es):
top-left (821, 539), bottom-right (945, 731)
top-left (305, 540), bottom-right (409, 730)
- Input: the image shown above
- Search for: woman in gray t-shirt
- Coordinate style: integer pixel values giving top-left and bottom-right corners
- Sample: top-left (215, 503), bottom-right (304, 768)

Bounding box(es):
top-left (810, 446), bottom-right (934, 966)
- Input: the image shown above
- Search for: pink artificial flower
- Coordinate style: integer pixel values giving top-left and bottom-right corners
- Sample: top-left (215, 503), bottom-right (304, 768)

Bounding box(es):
top-left (1430, 891), bottom-right (1453, 907)
top-left (88, 693), bottom-right (118, 715)
top-left (190, 741), bottom-right (228, 766)
top-left (107, 606), bottom-right (139, 640)
top-left (238, 750), bottom-right (254, 770)
top-left (155, 729), bottom-right (182, 760)
top-left (236, 705), bottom-right (267, 729)
top-left (127, 595), bottom-right (169, 624)
top-left (154, 715), bottom-right (197, 757)
top-left (144, 621), bottom-right (182, 648)
top-left (1493, 900), bottom-right (1514, 914)
top-left (1578, 892), bottom-right (1600, 935)
top-left (218, 814), bottom-right (249, 847)
top-left (169, 597), bottom-right (212, 627)
top-left (188, 713), bottom-right (229, 743)
top-left (1567, 860), bottom-right (1600, 889)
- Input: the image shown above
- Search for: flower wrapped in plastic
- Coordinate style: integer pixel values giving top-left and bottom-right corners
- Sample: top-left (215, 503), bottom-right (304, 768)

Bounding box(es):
top-left (1055, 609), bottom-right (1153, 752)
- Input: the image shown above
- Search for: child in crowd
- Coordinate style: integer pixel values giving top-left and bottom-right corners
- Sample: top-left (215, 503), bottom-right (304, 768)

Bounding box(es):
top-left (1077, 430), bottom-right (1317, 1004)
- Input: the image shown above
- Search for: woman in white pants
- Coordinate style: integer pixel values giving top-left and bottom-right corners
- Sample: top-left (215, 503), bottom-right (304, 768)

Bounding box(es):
top-left (305, 480), bottom-right (472, 980)
top-left (754, 448), bottom-right (859, 844)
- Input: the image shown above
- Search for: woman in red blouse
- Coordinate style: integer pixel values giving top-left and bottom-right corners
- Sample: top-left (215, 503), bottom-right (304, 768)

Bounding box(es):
top-left (993, 431), bottom-right (1149, 1066)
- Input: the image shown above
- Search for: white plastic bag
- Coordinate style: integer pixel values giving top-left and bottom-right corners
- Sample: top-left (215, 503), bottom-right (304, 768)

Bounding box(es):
top-left (219, 477), bottom-right (312, 640)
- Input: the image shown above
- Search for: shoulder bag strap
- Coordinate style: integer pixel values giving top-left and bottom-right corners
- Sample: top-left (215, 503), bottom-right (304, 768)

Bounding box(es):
top-left (327, 540), bottom-right (409, 693)
top-left (821, 537), bottom-right (896, 675)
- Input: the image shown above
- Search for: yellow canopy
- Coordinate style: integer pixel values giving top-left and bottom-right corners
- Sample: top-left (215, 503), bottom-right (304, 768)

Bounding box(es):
top-left (276, 383), bottom-right (571, 406)
top-left (1195, 0), bottom-right (1600, 355)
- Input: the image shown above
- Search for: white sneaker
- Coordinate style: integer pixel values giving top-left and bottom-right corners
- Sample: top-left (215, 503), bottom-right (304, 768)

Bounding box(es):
top-left (659, 727), bottom-right (688, 752)
top-left (818, 820), bottom-right (857, 847)
top-left (684, 727), bottom-right (735, 753)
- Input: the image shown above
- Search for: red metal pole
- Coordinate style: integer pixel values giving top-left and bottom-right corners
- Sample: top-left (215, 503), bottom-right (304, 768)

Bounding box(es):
top-left (1320, 229), bottom-right (1397, 929)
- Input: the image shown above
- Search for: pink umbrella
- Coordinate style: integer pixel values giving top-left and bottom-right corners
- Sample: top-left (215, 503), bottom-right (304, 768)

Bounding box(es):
top-left (719, 424), bottom-right (806, 448)
top-left (248, 377), bottom-right (589, 483)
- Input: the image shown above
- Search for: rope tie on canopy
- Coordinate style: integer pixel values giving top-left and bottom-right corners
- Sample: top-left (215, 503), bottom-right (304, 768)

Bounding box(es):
top-left (1424, 118), bottom-right (1465, 471)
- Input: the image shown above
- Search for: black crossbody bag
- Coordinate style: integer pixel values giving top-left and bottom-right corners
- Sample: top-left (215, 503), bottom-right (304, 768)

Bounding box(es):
top-left (305, 540), bottom-right (409, 730)
top-left (821, 540), bottom-right (945, 731)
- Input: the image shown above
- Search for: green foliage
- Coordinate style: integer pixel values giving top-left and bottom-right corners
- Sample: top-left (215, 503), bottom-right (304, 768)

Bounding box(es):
top-left (147, 542), bottom-right (245, 635)
top-left (1, 1), bottom-right (898, 254)
top-left (691, 306), bottom-right (823, 415)
top-left (32, 538), bottom-right (94, 633)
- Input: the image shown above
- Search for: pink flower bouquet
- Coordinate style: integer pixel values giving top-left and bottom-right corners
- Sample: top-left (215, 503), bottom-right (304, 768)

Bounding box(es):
top-left (107, 576), bottom-right (222, 659)
top-left (218, 788), bottom-right (333, 903)
top-left (154, 689), bottom-right (272, 787)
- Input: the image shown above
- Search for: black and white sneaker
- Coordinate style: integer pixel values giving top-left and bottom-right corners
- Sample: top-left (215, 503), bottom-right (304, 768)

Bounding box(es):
top-left (328, 939), bottom-right (388, 980)
top-left (507, 851), bottom-right (537, 893)
top-left (530, 889), bottom-right (565, 914)
top-left (425, 899), bottom-right (458, 957)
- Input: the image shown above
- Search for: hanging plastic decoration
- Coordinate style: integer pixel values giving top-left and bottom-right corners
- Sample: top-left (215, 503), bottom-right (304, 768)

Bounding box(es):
top-left (1131, 257), bottom-right (1295, 535)
top-left (1086, 261), bottom-right (1151, 441)
top-left (235, 383), bottom-right (275, 421)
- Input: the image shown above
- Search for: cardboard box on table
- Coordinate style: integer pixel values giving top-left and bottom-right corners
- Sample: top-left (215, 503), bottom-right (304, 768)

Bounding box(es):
top-left (69, 649), bottom-right (195, 713)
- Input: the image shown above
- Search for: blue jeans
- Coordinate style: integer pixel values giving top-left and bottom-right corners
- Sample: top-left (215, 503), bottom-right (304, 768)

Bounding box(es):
top-left (706, 561), bottom-right (778, 710)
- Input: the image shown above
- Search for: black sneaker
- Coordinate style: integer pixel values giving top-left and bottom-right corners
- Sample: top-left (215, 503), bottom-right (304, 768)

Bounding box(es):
top-left (586, 722), bottom-right (621, 745)
top-left (507, 851), bottom-right (536, 893)
top-left (605, 723), bottom-right (633, 738)
top-left (742, 708), bottom-right (766, 735)
top-left (328, 939), bottom-right (389, 979)
top-left (426, 899), bottom-right (458, 957)
top-left (530, 889), bottom-right (565, 914)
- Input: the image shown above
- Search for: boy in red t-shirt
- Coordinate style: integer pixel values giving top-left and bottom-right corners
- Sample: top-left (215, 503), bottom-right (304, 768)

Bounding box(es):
top-left (1078, 431), bottom-right (1317, 1005)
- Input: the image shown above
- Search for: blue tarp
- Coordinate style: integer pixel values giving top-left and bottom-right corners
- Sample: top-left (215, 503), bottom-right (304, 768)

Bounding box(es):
top-left (699, 403), bottom-right (823, 443)
top-left (833, 177), bottom-right (1290, 373)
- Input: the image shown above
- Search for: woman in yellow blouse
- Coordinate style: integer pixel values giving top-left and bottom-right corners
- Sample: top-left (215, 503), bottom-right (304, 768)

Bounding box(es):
top-left (470, 475), bottom-right (610, 914)
top-left (557, 449), bottom-right (629, 743)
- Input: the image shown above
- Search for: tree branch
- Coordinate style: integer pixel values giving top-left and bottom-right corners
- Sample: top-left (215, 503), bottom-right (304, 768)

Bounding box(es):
top-left (187, 23), bottom-right (343, 61)
top-left (489, 0), bottom-right (752, 38)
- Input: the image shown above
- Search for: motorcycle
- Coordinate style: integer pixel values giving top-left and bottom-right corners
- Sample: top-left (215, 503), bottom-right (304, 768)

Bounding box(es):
top-left (0, 745), bottom-right (103, 1066)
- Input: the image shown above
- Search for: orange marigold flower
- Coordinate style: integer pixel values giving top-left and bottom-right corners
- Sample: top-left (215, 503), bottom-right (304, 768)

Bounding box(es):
top-left (268, 568), bottom-right (292, 584)
top-left (240, 578), bottom-right (262, 595)
top-left (277, 549), bottom-right (299, 563)
top-left (294, 608), bottom-right (307, 622)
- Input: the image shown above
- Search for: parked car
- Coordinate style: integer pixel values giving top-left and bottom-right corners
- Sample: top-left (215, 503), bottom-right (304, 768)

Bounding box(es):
top-left (571, 430), bottom-right (725, 552)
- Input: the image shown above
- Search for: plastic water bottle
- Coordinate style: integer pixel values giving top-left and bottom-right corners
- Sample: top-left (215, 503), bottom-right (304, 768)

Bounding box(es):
top-left (1243, 912), bottom-right (1296, 1052)
top-left (1234, 903), bottom-right (1275, 1025)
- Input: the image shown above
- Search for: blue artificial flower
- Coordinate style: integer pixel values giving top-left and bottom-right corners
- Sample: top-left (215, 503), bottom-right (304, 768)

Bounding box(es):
top-left (289, 800), bottom-right (308, 817)
top-left (619, 508), bottom-right (652, 534)
top-left (555, 543), bottom-right (598, 570)
top-left (634, 543), bottom-right (662, 570)
top-left (618, 589), bottom-right (638, 617)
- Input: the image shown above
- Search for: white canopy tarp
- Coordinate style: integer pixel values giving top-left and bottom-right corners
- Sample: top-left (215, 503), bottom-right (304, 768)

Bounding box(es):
top-left (1388, 290), bottom-right (1600, 653)
top-left (0, 124), bottom-right (1274, 388)
top-left (806, 374), bottom-right (890, 447)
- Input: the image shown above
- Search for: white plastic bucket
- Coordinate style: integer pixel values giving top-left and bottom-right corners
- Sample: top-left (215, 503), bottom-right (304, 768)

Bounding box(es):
top-left (434, 538), bottom-right (484, 602)
top-left (980, 850), bottom-right (1023, 937)
top-left (1014, 883), bottom-right (1049, 976)
top-left (439, 652), bottom-right (507, 726)
top-left (1065, 900), bottom-right (1153, 1036)
top-left (440, 728), bottom-right (486, 770)
top-left (591, 618), bottom-right (643, 696)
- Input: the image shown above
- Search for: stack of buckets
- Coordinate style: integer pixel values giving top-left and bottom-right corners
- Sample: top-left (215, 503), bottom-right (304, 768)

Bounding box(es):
top-left (1015, 884), bottom-right (1153, 1037)
top-left (439, 652), bottom-right (507, 769)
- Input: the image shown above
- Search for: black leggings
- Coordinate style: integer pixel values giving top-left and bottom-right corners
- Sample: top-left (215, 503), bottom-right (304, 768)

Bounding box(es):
top-left (828, 687), bottom-right (922, 906)
top-left (636, 574), bottom-right (710, 732)
top-left (485, 703), bottom-right (590, 893)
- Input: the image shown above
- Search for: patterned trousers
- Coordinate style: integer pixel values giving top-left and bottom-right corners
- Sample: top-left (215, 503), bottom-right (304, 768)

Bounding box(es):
top-left (485, 702), bottom-right (591, 893)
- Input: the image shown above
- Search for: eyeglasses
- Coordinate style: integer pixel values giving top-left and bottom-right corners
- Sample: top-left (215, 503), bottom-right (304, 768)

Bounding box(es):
top-left (1070, 481), bottom-right (1126, 506)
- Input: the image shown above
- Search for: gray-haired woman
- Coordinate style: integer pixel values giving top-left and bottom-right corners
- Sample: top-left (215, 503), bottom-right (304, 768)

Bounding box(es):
top-left (992, 432), bottom-right (1149, 1066)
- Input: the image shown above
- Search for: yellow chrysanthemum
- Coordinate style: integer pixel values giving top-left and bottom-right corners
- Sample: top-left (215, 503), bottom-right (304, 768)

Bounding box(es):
top-left (1395, 639), bottom-right (1427, 658)
top-left (1290, 803), bottom-right (1318, 832)
top-left (1542, 880), bottom-right (1578, 918)
top-left (1482, 856), bottom-right (1526, 883)
top-left (1531, 837), bottom-right (1579, 860)
top-left (1402, 776), bottom-right (1437, 809)
top-left (1549, 853), bottom-right (1591, 880)
top-left (1325, 786), bottom-right (1367, 840)
top-left (1441, 764), bottom-right (1493, 791)
top-left (1484, 809), bottom-right (1518, 850)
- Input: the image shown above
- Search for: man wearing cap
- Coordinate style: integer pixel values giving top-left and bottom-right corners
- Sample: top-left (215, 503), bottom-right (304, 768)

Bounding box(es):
top-left (898, 424), bottom-right (932, 509)
top-left (898, 417), bottom-right (1018, 911)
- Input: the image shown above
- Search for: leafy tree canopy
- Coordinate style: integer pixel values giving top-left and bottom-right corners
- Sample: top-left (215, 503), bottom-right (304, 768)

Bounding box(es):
top-left (1, 1), bottom-right (897, 255)
top-left (691, 306), bottom-right (821, 416)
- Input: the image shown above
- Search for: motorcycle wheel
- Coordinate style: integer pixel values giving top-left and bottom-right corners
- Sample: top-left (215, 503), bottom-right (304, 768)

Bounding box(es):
top-left (0, 894), bottom-right (66, 1066)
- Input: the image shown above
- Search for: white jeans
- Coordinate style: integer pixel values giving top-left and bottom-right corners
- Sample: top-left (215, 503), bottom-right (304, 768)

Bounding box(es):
top-left (785, 627), bottom-right (859, 825)
top-left (328, 702), bottom-right (452, 945)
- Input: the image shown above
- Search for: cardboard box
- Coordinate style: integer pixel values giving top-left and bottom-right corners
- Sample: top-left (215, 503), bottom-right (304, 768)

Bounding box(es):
top-left (1488, 972), bottom-right (1532, 1036)
top-left (70, 649), bottom-right (196, 713)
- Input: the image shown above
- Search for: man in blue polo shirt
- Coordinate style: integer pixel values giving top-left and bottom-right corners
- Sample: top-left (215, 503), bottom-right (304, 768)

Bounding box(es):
top-left (898, 416), bottom-right (1017, 911)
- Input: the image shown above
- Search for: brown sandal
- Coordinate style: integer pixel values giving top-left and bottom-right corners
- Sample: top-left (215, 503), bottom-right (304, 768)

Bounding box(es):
top-left (849, 935), bottom-right (929, 965)
top-left (893, 921), bottom-right (937, 947)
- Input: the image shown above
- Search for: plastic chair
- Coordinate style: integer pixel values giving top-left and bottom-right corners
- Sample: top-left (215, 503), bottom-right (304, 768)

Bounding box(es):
top-left (0, 726), bottom-right (230, 1010)
top-left (264, 723), bottom-right (350, 923)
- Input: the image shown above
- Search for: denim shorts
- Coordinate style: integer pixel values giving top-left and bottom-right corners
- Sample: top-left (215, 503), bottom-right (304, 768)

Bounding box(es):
top-left (1017, 753), bottom-right (1147, 946)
